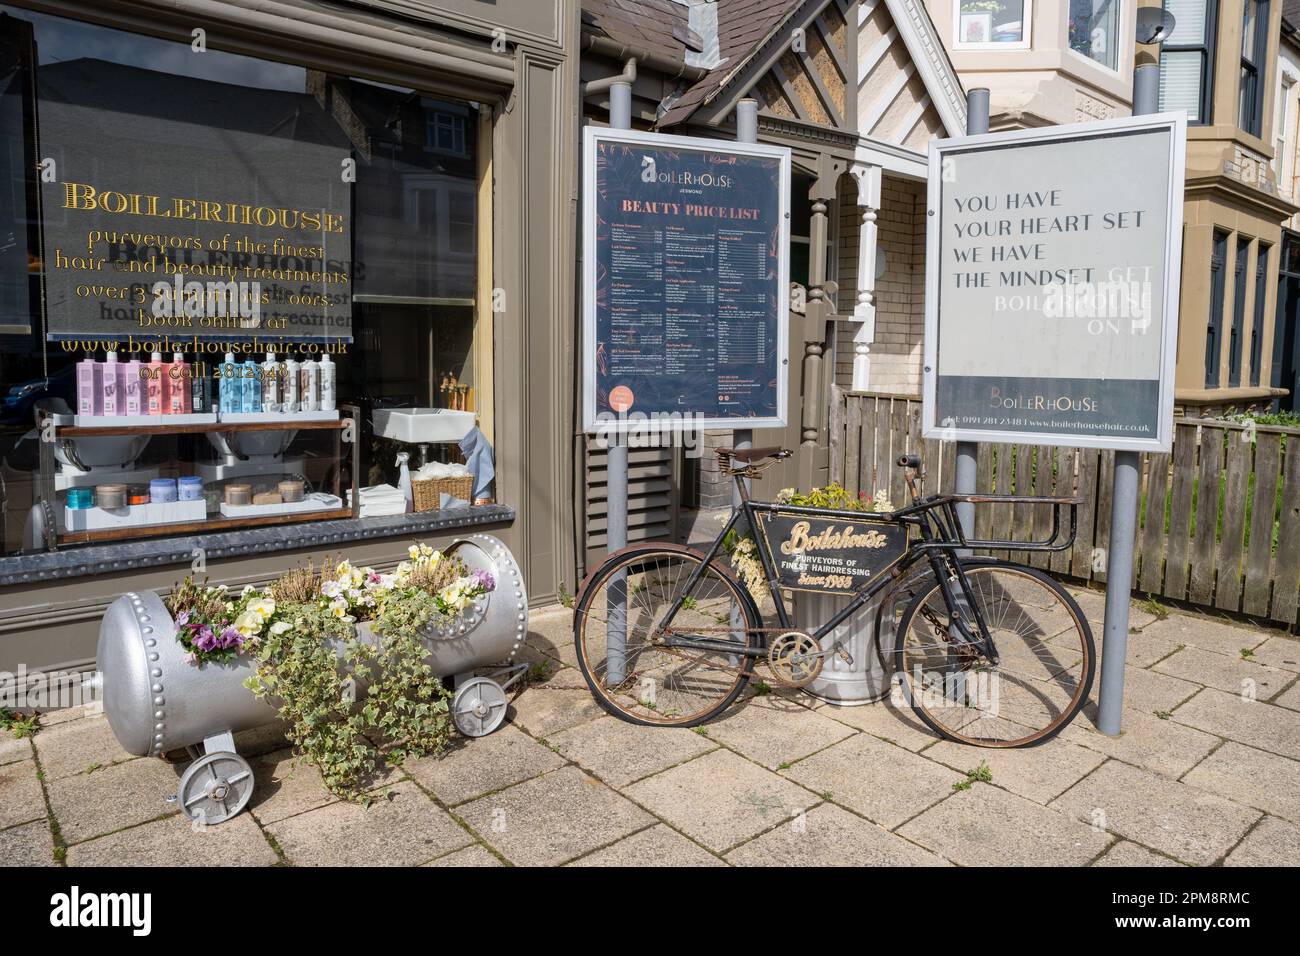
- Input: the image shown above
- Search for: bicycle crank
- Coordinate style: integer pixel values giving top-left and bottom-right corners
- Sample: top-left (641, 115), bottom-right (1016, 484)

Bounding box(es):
top-left (766, 631), bottom-right (824, 688)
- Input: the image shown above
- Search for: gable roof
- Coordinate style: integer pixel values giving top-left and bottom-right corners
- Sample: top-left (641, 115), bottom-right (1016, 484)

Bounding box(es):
top-left (581, 0), bottom-right (694, 64)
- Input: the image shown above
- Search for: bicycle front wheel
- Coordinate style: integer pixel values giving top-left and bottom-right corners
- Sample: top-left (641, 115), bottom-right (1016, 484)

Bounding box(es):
top-left (573, 545), bottom-right (760, 727)
top-left (894, 561), bottom-right (1094, 747)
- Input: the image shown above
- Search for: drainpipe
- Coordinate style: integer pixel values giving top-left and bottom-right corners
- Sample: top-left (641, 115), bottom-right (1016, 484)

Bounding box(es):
top-left (581, 57), bottom-right (637, 101)
top-left (582, 34), bottom-right (709, 82)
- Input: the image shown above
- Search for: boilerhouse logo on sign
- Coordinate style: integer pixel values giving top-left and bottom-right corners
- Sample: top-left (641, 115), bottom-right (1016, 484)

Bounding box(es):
top-left (49, 886), bottom-right (152, 936)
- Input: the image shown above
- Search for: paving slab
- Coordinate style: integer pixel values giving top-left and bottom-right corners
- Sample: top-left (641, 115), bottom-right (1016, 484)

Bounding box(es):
top-left (1051, 760), bottom-right (1260, 865)
top-left (507, 688), bottom-right (605, 738)
top-left (38, 705), bottom-right (95, 727)
top-left (783, 733), bottom-right (962, 828)
top-left (1153, 646), bottom-right (1290, 698)
top-left (1181, 742), bottom-right (1300, 824)
top-left (0, 819), bottom-right (55, 866)
top-left (67, 812), bottom-right (277, 866)
top-left (247, 748), bottom-right (338, 825)
top-left (808, 697), bottom-right (940, 751)
top-left (1092, 840), bottom-right (1184, 866)
top-left (923, 736), bottom-right (1105, 805)
top-left (1068, 588), bottom-right (1158, 630)
top-left (548, 716), bottom-right (715, 787)
top-left (704, 697), bottom-right (855, 769)
top-left (1139, 614), bottom-right (1271, 657)
top-left (268, 780), bottom-right (470, 866)
top-left (1116, 631), bottom-right (1187, 669)
top-left (1223, 815), bottom-right (1300, 867)
top-left (425, 844), bottom-right (504, 867)
top-left (1273, 679), bottom-right (1300, 711)
top-left (1113, 665), bottom-right (1201, 714)
top-left (0, 760), bottom-right (47, 830)
top-left (899, 783), bottom-right (1111, 866)
top-left (33, 716), bottom-right (137, 781)
top-left (458, 765), bottom-right (653, 866)
top-left (404, 724), bottom-right (565, 806)
top-left (1172, 687), bottom-right (1300, 761)
top-left (625, 748), bottom-right (818, 852)
top-left (568, 823), bottom-right (725, 867)
top-left (0, 733), bottom-right (31, 767)
top-left (727, 802), bottom-right (949, 867)
top-left (45, 757), bottom-right (182, 844)
top-left (1064, 705), bottom-right (1220, 778)
top-left (1248, 636), bottom-right (1300, 673)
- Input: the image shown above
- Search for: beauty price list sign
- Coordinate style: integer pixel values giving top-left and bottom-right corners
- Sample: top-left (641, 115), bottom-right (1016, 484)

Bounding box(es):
top-left (923, 114), bottom-right (1186, 452)
top-left (582, 127), bottom-right (790, 432)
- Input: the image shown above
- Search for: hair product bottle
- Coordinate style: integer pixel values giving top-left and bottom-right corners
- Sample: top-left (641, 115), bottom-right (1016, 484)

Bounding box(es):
top-left (102, 351), bottom-right (120, 416)
top-left (169, 352), bottom-right (190, 414)
top-left (300, 357), bottom-right (320, 413)
top-left (147, 352), bottom-right (165, 415)
top-left (319, 352), bottom-right (336, 412)
top-left (219, 352), bottom-right (237, 414)
top-left (191, 357), bottom-right (210, 413)
top-left (283, 356), bottom-right (300, 413)
top-left (123, 355), bottom-right (143, 415)
top-left (241, 356), bottom-right (260, 413)
top-left (76, 354), bottom-right (102, 417)
top-left (261, 350), bottom-right (280, 413)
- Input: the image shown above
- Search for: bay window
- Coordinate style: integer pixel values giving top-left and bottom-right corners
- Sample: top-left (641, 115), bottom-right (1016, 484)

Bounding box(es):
top-left (1158, 0), bottom-right (1217, 124)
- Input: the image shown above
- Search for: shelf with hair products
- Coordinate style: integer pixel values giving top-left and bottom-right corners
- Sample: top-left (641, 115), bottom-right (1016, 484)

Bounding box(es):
top-left (32, 349), bottom-right (358, 550)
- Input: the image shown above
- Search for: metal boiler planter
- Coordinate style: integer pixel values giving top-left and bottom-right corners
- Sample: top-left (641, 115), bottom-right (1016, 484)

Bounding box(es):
top-left (790, 590), bottom-right (898, 705)
top-left (94, 533), bottom-right (528, 825)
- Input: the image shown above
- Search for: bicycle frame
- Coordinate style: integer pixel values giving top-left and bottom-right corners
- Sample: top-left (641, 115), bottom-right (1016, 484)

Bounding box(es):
top-left (654, 467), bottom-right (1081, 669)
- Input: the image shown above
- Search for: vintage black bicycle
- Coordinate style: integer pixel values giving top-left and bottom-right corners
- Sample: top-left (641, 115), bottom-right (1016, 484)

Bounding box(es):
top-left (573, 447), bottom-right (1096, 748)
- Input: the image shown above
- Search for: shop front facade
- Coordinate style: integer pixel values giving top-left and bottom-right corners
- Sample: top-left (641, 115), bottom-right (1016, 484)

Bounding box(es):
top-left (0, 0), bottom-right (579, 679)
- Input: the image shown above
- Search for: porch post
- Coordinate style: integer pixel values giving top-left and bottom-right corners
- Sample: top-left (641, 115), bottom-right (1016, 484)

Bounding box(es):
top-left (848, 161), bottom-right (882, 392)
top-left (800, 155), bottom-right (842, 487)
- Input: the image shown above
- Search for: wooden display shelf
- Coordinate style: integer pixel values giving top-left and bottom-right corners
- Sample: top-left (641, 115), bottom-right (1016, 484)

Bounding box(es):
top-left (56, 506), bottom-right (356, 545)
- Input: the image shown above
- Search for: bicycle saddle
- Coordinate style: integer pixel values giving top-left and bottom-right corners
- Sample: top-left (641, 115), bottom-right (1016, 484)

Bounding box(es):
top-left (716, 446), bottom-right (792, 463)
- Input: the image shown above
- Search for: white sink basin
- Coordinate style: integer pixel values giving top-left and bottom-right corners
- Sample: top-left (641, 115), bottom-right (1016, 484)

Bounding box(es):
top-left (372, 407), bottom-right (476, 444)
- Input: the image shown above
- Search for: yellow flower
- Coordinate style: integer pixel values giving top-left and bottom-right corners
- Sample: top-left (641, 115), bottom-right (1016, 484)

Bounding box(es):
top-left (234, 610), bottom-right (263, 637)
top-left (407, 545), bottom-right (420, 560)
top-left (248, 597), bottom-right (276, 620)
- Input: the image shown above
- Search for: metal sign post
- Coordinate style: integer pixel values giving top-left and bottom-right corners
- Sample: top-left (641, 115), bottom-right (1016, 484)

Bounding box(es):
top-left (733, 98), bottom-right (758, 510)
top-left (1097, 62), bottom-right (1163, 736)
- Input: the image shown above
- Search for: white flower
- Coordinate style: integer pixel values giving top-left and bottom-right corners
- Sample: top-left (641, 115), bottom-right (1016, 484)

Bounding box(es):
top-left (321, 580), bottom-right (343, 599)
top-left (234, 610), bottom-right (263, 637)
top-left (241, 584), bottom-right (256, 598)
top-left (269, 621), bottom-right (293, 636)
top-left (407, 545), bottom-right (420, 560)
top-left (776, 488), bottom-right (796, 503)
top-left (248, 597), bottom-right (276, 620)
top-left (872, 489), bottom-right (894, 513)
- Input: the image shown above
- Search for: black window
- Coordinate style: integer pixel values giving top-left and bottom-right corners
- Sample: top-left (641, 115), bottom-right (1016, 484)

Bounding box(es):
top-left (1251, 244), bottom-right (1270, 387)
top-left (1229, 238), bottom-right (1250, 387)
top-left (1239, 0), bottom-right (1270, 136)
top-left (1206, 230), bottom-right (1228, 387)
top-left (1158, 0), bottom-right (1218, 124)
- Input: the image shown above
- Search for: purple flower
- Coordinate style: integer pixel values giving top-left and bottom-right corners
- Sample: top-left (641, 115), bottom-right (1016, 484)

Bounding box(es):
top-left (193, 625), bottom-right (217, 652)
top-left (218, 626), bottom-right (243, 650)
top-left (176, 610), bottom-right (190, 628)
top-left (471, 569), bottom-right (496, 592)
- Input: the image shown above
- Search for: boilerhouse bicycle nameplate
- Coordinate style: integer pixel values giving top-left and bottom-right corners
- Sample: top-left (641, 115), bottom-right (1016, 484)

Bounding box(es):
top-left (755, 512), bottom-right (908, 594)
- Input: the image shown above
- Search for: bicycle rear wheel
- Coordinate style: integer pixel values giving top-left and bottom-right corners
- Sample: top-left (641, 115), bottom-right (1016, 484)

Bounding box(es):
top-left (894, 561), bottom-right (1094, 747)
top-left (573, 545), bottom-right (760, 727)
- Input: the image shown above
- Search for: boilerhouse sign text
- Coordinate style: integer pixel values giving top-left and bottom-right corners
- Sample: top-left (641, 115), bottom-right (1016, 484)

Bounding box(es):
top-left (583, 128), bottom-right (790, 432)
top-left (923, 114), bottom-right (1186, 452)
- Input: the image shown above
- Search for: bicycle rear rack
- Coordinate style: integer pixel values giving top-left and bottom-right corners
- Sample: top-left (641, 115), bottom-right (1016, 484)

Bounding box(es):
top-left (916, 494), bottom-right (1082, 553)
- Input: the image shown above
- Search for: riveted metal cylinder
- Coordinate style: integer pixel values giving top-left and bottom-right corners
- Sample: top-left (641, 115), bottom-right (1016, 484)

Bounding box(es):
top-left (97, 535), bottom-right (528, 756)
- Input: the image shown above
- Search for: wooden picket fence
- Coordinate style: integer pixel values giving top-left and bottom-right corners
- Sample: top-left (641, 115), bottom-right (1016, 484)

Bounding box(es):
top-left (829, 388), bottom-right (1300, 630)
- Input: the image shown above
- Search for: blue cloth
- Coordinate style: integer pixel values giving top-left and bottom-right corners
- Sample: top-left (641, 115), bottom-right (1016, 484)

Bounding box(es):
top-left (458, 426), bottom-right (495, 500)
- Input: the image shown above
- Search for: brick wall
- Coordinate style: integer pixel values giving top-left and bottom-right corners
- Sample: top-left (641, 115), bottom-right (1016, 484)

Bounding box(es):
top-left (834, 176), bottom-right (926, 395)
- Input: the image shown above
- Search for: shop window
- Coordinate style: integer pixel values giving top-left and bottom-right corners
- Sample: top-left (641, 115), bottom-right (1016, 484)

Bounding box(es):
top-left (953, 1), bottom-right (1031, 49)
top-left (0, 4), bottom-right (489, 553)
top-left (1205, 230), bottom-right (1227, 387)
top-left (1229, 237), bottom-right (1250, 388)
top-left (1251, 244), bottom-right (1270, 387)
top-left (1158, 0), bottom-right (1217, 124)
top-left (1068, 0), bottom-right (1122, 71)
top-left (1238, 0), bottom-right (1270, 137)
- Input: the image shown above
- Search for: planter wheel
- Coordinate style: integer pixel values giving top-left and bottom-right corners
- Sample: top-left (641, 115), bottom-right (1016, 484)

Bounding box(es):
top-left (452, 677), bottom-right (508, 738)
top-left (177, 751), bottom-right (254, 825)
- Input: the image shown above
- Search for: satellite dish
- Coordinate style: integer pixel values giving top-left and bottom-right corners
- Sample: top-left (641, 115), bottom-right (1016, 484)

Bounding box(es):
top-left (1136, 7), bottom-right (1176, 45)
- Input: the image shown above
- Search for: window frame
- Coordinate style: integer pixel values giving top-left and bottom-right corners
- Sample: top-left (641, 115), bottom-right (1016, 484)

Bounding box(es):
top-left (1065, 0), bottom-right (1124, 74)
top-left (952, 0), bottom-right (1033, 52)
top-left (1238, 0), bottom-right (1271, 137)
top-left (1250, 243), bottom-right (1270, 387)
top-left (1159, 0), bottom-right (1218, 125)
top-left (1205, 229), bottom-right (1228, 387)
top-left (1229, 236), bottom-right (1250, 388)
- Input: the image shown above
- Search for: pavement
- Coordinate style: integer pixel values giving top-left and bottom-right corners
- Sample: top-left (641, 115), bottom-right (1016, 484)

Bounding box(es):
top-left (3, 587), bottom-right (1300, 867)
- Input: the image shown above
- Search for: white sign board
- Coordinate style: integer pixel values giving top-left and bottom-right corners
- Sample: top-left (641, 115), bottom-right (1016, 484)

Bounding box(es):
top-left (923, 113), bottom-right (1186, 452)
top-left (582, 127), bottom-right (790, 433)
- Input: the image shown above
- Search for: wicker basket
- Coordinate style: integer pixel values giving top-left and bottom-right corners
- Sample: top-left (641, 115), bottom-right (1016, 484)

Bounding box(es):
top-left (411, 474), bottom-right (475, 512)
